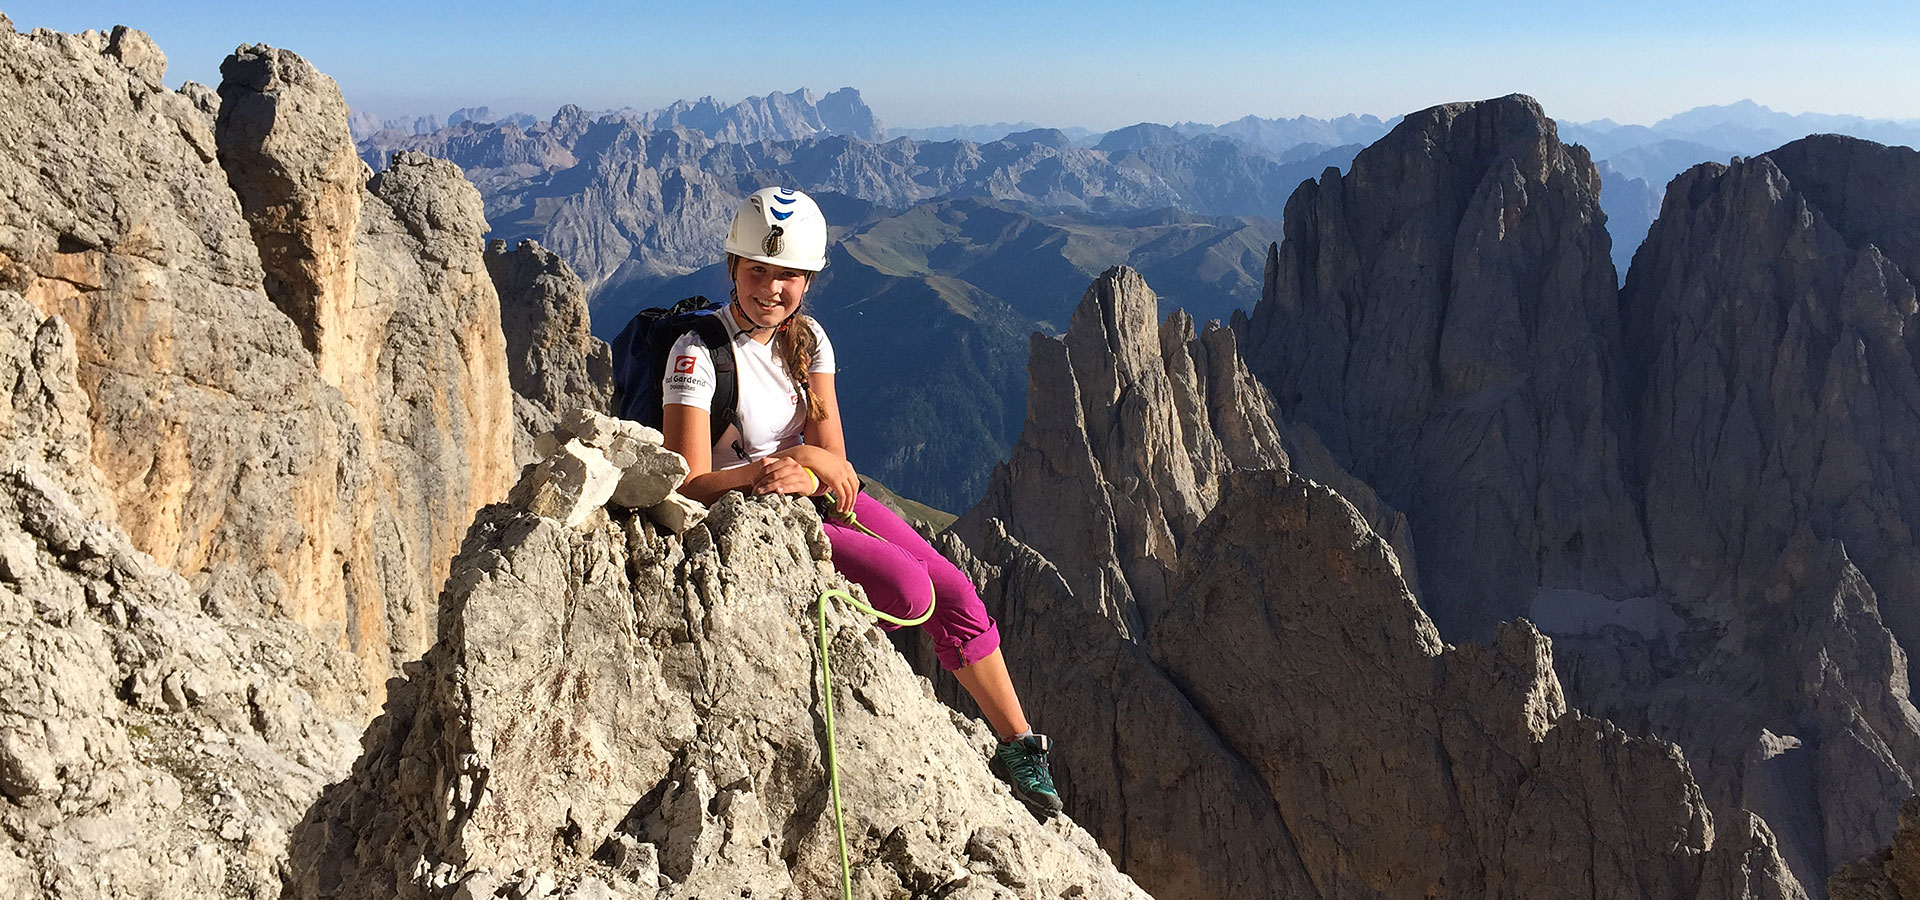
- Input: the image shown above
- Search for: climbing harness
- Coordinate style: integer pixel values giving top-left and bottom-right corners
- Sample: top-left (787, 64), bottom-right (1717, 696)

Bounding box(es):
top-left (812, 495), bottom-right (934, 900)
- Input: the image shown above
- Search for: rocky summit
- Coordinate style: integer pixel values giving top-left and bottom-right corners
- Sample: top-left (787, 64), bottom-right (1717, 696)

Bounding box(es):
top-left (286, 448), bottom-right (1149, 899)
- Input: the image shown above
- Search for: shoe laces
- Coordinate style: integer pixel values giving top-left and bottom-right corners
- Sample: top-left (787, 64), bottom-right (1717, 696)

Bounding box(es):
top-left (1003, 736), bottom-right (1054, 786)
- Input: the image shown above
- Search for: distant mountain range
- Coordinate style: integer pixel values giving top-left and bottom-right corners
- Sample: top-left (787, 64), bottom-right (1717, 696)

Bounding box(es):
top-left (1557, 101), bottom-right (1920, 280)
top-left (894, 122), bottom-right (1102, 144)
top-left (627, 199), bottom-right (1286, 509)
top-left (890, 111), bottom-right (1397, 157)
top-left (353, 89), bottom-right (1920, 508)
top-left (355, 87), bottom-right (883, 149)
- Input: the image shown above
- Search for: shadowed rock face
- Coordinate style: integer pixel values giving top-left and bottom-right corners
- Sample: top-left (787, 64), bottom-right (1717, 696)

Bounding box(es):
top-left (0, 28), bottom-right (514, 687)
top-left (1240, 93), bottom-right (1652, 640)
top-left (484, 238), bottom-right (614, 464)
top-left (285, 489), bottom-right (1151, 900)
top-left (1611, 134), bottom-right (1920, 891)
top-left (1242, 95), bottom-right (1920, 894)
top-left (943, 265), bottom-right (1803, 900)
top-left (1831, 795), bottom-right (1920, 899)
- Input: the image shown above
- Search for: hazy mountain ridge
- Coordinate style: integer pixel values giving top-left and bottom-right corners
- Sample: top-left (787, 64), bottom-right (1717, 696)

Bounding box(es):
top-left (1565, 100), bottom-right (1920, 272)
top-left (356, 87), bottom-right (884, 171)
top-left (1173, 111), bottom-right (1397, 156)
top-left (895, 120), bottom-right (1101, 144)
top-left (1569, 99), bottom-right (1920, 159)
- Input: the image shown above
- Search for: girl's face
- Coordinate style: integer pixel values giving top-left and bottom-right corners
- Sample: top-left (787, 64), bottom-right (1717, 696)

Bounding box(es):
top-left (731, 259), bottom-right (811, 330)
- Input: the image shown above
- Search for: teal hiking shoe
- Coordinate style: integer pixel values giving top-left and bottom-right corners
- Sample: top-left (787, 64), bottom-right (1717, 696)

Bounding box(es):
top-left (991, 734), bottom-right (1063, 817)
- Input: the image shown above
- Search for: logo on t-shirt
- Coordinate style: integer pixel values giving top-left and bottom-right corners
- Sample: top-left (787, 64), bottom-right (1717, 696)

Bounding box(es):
top-left (674, 355), bottom-right (696, 373)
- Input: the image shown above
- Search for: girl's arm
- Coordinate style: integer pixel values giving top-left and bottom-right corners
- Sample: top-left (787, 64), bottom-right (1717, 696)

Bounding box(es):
top-left (663, 404), bottom-right (756, 504)
top-left (781, 371), bottom-right (858, 513)
top-left (666, 403), bottom-right (817, 504)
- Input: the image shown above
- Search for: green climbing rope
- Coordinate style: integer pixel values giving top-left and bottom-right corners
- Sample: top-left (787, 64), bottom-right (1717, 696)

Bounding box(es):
top-left (814, 499), bottom-right (934, 900)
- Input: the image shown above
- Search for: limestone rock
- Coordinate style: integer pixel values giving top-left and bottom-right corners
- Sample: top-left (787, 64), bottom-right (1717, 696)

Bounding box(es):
top-left (611, 454), bottom-right (687, 509)
top-left (103, 25), bottom-right (164, 85)
top-left (0, 289), bottom-right (366, 900)
top-left (646, 493), bottom-right (707, 534)
top-left (947, 264), bottom-right (1805, 900)
top-left (0, 27), bottom-right (514, 688)
top-left (354, 147), bottom-right (518, 661)
top-left (178, 80), bottom-right (217, 119)
top-left (511, 440), bottom-right (620, 528)
top-left (1238, 93), bottom-right (1651, 639)
top-left (1235, 97), bottom-right (1920, 892)
top-left (216, 44), bottom-right (366, 380)
top-left (485, 238), bottom-right (614, 465)
top-left (537, 408), bottom-right (689, 510)
top-left (284, 489), bottom-right (1150, 899)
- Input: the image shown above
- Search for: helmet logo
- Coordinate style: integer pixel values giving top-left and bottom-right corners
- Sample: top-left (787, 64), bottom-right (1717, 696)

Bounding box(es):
top-left (763, 224), bottom-right (784, 256)
top-left (770, 207), bottom-right (795, 221)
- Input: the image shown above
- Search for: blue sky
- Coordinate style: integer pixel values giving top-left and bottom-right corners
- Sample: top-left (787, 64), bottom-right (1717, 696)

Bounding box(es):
top-left (9, 1), bottom-right (1919, 129)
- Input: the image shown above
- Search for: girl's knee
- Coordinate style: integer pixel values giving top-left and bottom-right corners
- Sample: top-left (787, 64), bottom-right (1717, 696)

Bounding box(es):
top-left (857, 549), bottom-right (933, 620)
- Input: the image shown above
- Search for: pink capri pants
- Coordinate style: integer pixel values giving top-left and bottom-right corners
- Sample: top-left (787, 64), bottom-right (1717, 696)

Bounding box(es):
top-left (823, 492), bottom-right (1001, 671)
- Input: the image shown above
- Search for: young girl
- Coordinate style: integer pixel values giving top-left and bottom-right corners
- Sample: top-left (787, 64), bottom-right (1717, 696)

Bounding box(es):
top-left (660, 187), bottom-right (1060, 816)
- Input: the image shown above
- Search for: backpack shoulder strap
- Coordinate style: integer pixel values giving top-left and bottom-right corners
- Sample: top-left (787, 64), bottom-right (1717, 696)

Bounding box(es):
top-left (687, 307), bottom-right (738, 449)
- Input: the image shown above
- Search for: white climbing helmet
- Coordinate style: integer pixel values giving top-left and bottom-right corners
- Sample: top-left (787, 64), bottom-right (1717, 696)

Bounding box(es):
top-left (724, 186), bottom-right (828, 272)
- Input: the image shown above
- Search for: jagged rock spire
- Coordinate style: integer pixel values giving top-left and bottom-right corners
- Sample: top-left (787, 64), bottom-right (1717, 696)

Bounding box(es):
top-left (951, 260), bottom-right (1802, 899)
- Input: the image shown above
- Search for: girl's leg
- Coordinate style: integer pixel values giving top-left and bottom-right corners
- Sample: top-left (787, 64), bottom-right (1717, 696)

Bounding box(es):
top-left (827, 496), bottom-right (1061, 814)
top-left (820, 516), bottom-right (933, 624)
top-left (832, 495), bottom-right (1030, 739)
top-left (950, 648), bottom-right (1029, 740)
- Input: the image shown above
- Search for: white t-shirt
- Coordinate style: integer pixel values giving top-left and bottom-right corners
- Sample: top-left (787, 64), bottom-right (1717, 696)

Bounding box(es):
top-left (662, 313), bottom-right (835, 470)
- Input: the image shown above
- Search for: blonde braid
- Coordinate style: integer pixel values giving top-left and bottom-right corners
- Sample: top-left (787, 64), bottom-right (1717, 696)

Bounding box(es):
top-left (775, 311), bottom-right (827, 421)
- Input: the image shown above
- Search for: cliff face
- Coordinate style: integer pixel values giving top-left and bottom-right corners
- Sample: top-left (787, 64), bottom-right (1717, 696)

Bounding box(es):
top-left (0, 27), bottom-right (515, 686)
top-left (1241, 96), bottom-right (1920, 892)
top-left (1239, 94), bottom-right (1650, 638)
top-left (1612, 135), bottom-right (1920, 889)
top-left (948, 266), bottom-right (1803, 900)
top-left (0, 287), bottom-right (367, 900)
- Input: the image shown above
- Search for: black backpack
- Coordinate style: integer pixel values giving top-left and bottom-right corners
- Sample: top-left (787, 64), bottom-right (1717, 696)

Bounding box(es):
top-left (609, 296), bottom-right (738, 447)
